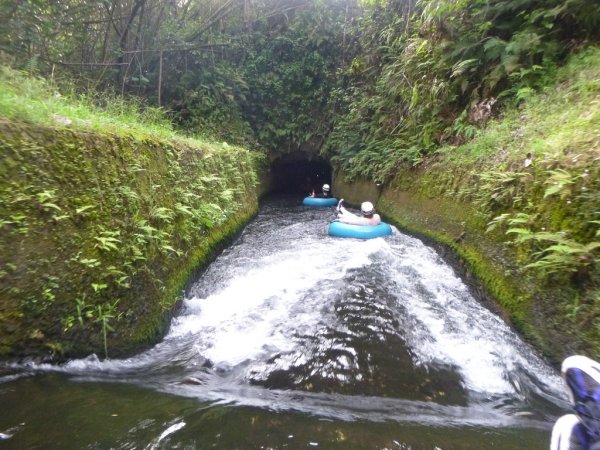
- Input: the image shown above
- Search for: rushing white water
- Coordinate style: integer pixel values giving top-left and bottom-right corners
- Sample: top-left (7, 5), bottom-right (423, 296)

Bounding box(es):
top-left (7, 196), bottom-right (569, 428)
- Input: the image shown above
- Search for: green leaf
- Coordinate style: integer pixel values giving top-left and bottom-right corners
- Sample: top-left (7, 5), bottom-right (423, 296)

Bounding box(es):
top-left (175, 204), bottom-right (194, 216)
top-left (43, 203), bottom-right (62, 211)
top-left (543, 184), bottom-right (564, 198)
top-left (76, 205), bottom-right (95, 214)
top-left (91, 283), bottom-right (108, 292)
top-left (506, 227), bottom-right (532, 235)
top-left (451, 59), bottom-right (478, 78)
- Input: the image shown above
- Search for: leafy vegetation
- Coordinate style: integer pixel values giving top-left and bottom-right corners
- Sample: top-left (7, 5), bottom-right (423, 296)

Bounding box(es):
top-left (0, 65), bottom-right (176, 139)
top-left (373, 47), bottom-right (600, 360)
top-left (0, 68), bottom-right (265, 358)
top-left (339, 38), bottom-right (596, 363)
top-left (324, 0), bottom-right (600, 180)
top-left (0, 0), bottom-right (357, 151)
top-left (2, 0), bottom-right (598, 172)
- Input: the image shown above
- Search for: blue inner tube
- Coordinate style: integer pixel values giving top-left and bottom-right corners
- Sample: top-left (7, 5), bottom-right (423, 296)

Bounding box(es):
top-left (328, 221), bottom-right (393, 239)
top-left (303, 197), bottom-right (338, 207)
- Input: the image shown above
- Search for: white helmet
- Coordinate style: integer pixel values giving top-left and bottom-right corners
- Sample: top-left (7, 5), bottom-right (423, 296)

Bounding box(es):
top-left (322, 184), bottom-right (330, 192)
top-left (361, 201), bottom-right (375, 215)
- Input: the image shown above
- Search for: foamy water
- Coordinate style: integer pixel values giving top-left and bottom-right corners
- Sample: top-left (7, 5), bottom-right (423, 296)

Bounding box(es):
top-left (4, 197), bottom-right (568, 427)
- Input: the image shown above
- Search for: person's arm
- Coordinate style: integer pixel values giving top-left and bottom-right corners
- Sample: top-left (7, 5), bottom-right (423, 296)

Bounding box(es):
top-left (368, 214), bottom-right (382, 225)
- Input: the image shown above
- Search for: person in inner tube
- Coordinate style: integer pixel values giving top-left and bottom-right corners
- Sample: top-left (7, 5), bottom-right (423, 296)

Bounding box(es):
top-left (337, 201), bottom-right (381, 226)
top-left (551, 355), bottom-right (600, 450)
top-left (310, 183), bottom-right (332, 198)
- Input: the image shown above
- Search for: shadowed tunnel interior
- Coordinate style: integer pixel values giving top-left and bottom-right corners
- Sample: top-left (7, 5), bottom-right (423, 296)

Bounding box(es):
top-left (270, 152), bottom-right (332, 195)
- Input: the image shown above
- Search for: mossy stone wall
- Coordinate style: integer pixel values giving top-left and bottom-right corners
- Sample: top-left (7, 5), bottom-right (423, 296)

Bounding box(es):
top-left (335, 162), bottom-right (598, 365)
top-left (0, 120), bottom-right (265, 360)
top-left (331, 169), bottom-right (382, 208)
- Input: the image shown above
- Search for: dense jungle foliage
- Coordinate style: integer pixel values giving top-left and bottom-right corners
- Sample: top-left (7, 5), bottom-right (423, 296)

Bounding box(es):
top-left (2, 0), bottom-right (598, 176)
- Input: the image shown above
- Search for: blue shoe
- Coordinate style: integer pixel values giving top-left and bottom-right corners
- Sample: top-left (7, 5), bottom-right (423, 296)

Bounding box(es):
top-left (551, 414), bottom-right (591, 450)
top-left (563, 355), bottom-right (600, 441)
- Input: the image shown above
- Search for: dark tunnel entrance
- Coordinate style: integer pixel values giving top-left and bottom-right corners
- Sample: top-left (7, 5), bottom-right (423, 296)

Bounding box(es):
top-left (270, 152), bottom-right (332, 195)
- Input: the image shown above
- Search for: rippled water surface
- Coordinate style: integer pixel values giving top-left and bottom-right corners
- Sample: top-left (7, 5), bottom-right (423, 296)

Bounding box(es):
top-left (1, 195), bottom-right (570, 449)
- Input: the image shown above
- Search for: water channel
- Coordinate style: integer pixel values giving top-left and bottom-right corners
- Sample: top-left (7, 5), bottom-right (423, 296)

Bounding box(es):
top-left (0, 195), bottom-right (571, 449)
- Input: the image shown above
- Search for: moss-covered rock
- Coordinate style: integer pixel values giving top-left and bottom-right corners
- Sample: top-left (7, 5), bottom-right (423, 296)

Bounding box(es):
top-left (0, 120), bottom-right (265, 361)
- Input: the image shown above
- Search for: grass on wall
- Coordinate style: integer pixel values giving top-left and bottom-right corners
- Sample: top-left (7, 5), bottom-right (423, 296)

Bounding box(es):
top-left (0, 66), bottom-right (265, 360)
top-left (437, 47), bottom-right (600, 167)
top-left (0, 65), bottom-right (236, 149)
top-left (398, 47), bottom-right (600, 361)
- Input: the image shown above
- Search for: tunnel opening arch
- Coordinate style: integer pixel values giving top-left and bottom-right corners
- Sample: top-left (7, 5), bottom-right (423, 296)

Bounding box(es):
top-left (268, 150), bottom-right (334, 196)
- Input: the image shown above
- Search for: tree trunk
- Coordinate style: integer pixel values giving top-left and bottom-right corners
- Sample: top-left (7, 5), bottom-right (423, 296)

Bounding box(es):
top-left (115, 0), bottom-right (146, 88)
top-left (158, 49), bottom-right (163, 106)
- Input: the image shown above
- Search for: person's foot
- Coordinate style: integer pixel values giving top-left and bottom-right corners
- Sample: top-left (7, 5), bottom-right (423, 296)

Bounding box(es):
top-left (563, 355), bottom-right (600, 440)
